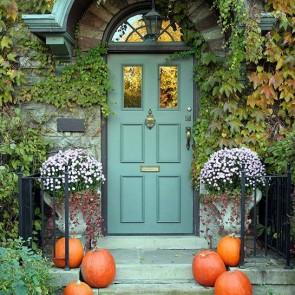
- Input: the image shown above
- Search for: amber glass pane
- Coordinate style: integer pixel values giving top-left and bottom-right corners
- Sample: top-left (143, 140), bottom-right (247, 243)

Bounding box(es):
top-left (157, 21), bottom-right (182, 42)
top-left (124, 66), bottom-right (142, 108)
top-left (159, 66), bottom-right (178, 108)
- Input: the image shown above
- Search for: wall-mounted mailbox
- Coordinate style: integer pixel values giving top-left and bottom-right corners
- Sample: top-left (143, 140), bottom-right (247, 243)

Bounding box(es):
top-left (57, 118), bottom-right (85, 132)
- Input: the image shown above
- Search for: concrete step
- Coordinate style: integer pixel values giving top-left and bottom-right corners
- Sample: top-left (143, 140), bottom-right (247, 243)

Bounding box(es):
top-left (96, 235), bottom-right (208, 250)
top-left (110, 249), bottom-right (196, 283)
top-left (94, 283), bottom-right (213, 295)
top-left (50, 236), bottom-right (295, 295)
top-left (54, 283), bottom-right (213, 295)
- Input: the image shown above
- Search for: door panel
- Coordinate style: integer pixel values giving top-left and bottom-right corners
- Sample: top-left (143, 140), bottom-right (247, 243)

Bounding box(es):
top-left (157, 124), bottom-right (181, 162)
top-left (107, 54), bottom-right (194, 234)
top-left (121, 124), bottom-right (144, 162)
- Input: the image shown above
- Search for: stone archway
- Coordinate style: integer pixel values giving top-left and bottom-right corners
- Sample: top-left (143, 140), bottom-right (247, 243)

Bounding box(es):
top-left (77, 0), bottom-right (223, 53)
top-left (23, 0), bottom-right (224, 59)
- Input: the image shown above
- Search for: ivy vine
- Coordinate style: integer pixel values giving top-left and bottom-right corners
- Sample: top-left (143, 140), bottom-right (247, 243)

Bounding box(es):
top-left (21, 46), bottom-right (113, 117)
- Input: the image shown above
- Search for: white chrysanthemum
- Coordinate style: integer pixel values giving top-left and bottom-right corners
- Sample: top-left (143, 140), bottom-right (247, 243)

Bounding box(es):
top-left (40, 149), bottom-right (105, 195)
top-left (200, 147), bottom-right (265, 194)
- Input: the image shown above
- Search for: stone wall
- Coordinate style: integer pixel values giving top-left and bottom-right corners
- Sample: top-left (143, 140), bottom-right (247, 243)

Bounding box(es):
top-left (20, 102), bottom-right (102, 160)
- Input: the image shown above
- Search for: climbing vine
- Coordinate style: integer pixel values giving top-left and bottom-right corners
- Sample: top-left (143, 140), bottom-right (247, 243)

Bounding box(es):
top-left (187, 0), bottom-right (294, 185)
top-left (0, 0), bottom-right (54, 242)
top-left (21, 46), bottom-right (113, 117)
top-left (0, 0), bottom-right (55, 107)
top-left (155, 0), bottom-right (294, 184)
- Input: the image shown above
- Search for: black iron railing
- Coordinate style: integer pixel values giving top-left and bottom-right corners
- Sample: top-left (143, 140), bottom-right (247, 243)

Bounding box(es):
top-left (17, 167), bottom-right (71, 269)
top-left (240, 165), bottom-right (292, 268)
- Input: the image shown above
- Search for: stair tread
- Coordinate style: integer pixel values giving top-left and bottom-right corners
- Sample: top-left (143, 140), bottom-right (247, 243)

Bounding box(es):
top-left (109, 249), bottom-right (197, 265)
top-left (94, 283), bottom-right (214, 295)
top-left (97, 236), bottom-right (208, 250)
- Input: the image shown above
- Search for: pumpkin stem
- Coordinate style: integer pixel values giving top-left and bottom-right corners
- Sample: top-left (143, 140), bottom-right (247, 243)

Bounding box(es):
top-left (77, 280), bottom-right (81, 285)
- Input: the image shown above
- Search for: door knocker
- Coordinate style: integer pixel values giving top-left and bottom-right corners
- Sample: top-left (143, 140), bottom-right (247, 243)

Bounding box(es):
top-left (145, 109), bottom-right (156, 130)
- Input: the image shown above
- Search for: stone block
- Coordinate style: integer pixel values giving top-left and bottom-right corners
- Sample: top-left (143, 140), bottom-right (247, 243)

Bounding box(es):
top-left (187, 0), bottom-right (207, 16)
top-left (79, 24), bottom-right (104, 39)
top-left (200, 27), bottom-right (223, 41)
top-left (49, 268), bottom-right (80, 287)
top-left (189, 5), bottom-right (213, 24)
top-left (80, 11), bottom-right (108, 30)
top-left (78, 36), bottom-right (101, 51)
top-left (89, 3), bottom-right (114, 22)
top-left (102, 0), bottom-right (122, 15)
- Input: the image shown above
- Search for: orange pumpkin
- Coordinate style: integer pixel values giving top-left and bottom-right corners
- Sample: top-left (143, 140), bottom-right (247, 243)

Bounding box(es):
top-left (52, 237), bottom-right (84, 268)
top-left (217, 235), bottom-right (241, 266)
top-left (214, 270), bottom-right (252, 295)
top-left (192, 250), bottom-right (226, 287)
top-left (64, 280), bottom-right (93, 295)
top-left (81, 249), bottom-right (116, 288)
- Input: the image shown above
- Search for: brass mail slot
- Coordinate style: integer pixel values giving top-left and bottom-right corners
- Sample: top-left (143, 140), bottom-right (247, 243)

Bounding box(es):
top-left (140, 165), bottom-right (160, 172)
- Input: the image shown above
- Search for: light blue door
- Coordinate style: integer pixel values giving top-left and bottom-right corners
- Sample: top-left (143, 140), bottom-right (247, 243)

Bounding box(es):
top-left (107, 54), bottom-right (194, 234)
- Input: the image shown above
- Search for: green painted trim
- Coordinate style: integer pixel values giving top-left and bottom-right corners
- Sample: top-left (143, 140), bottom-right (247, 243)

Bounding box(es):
top-left (22, 0), bottom-right (75, 60)
top-left (45, 32), bottom-right (74, 61)
top-left (22, 0), bottom-right (73, 32)
top-left (260, 13), bottom-right (277, 31)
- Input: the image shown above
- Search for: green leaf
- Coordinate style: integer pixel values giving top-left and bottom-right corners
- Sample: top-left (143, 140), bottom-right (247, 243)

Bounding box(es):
top-left (7, 53), bottom-right (16, 61)
top-left (228, 119), bottom-right (243, 133)
top-left (202, 51), bottom-right (216, 65)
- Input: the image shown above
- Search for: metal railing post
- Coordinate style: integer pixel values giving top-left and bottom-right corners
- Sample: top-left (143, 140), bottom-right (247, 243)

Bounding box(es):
top-left (264, 177), bottom-right (269, 257)
top-left (285, 163), bottom-right (291, 268)
top-left (240, 164), bottom-right (246, 268)
top-left (64, 165), bottom-right (70, 270)
top-left (17, 166), bottom-right (24, 238)
top-left (253, 180), bottom-right (258, 257)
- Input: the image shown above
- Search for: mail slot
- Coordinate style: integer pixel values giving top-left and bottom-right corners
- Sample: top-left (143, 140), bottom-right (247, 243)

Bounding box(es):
top-left (140, 165), bottom-right (160, 172)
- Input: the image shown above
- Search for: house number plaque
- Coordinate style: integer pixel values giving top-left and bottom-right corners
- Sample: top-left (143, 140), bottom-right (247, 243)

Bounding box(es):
top-left (140, 165), bottom-right (160, 172)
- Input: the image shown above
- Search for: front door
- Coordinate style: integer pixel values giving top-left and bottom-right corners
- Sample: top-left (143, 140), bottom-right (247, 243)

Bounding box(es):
top-left (107, 53), bottom-right (194, 234)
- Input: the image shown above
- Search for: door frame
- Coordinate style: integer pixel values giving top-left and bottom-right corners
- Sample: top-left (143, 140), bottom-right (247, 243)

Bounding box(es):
top-left (100, 1), bottom-right (199, 234)
top-left (101, 50), bottom-right (199, 236)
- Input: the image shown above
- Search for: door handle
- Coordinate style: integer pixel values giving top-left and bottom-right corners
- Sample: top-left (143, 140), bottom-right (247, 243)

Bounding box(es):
top-left (186, 127), bottom-right (191, 150)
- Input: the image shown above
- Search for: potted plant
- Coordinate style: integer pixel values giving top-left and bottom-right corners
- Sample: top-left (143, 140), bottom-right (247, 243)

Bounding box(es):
top-left (199, 147), bottom-right (266, 242)
top-left (40, 149), bottom-right (105, 248)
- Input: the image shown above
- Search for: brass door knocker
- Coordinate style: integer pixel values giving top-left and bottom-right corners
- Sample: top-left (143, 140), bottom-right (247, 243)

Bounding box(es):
top-left (145, 109), bottom-right (156, 130)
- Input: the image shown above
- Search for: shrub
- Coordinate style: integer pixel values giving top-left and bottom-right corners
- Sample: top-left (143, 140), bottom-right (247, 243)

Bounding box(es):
top-left (0, 107), bottom-right (51, 242)
top-left (0, 238), bottom-right (58, 294)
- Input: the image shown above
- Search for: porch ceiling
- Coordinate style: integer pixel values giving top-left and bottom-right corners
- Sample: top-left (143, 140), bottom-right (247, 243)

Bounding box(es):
top-left (22, 0), bottom-right (93, 60)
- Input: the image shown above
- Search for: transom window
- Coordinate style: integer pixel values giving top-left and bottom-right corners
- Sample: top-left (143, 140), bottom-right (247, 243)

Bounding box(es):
top-left (111, 13), bottom-right (183, 43)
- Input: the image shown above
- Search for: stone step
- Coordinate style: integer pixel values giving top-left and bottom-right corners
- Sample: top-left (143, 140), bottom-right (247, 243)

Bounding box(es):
top-left (96, 235), bottom-right (208, 250)
top-left (94, 283), bottom-right (214, 295)
top-left (50, 236), bottom-right (295, 295)
top-left (54, 283), bottom-right (213, 295)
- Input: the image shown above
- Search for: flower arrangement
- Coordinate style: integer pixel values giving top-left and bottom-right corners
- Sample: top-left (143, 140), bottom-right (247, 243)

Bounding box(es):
top-left (40, 149), bottom-right (105, 249)
top-left (199, 147), bottom-right (266, 242)
top-left (40, 149), bottom-right (105, 199)
top-left (200, 147), bottom-right (265, 197)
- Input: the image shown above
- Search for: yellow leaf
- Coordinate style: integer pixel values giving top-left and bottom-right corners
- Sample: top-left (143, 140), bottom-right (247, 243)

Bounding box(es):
top-left (276, 57), bottom-right (285, 70)
top-left (1, 36), bottom-right (12, 49)
top-left (7, 3), bottom-right (18, 21)
top-left (247, 95), bottom-right (257, 108)
top-left (7, 69), bottom-right (17, 79)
